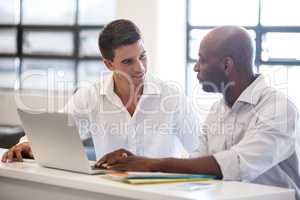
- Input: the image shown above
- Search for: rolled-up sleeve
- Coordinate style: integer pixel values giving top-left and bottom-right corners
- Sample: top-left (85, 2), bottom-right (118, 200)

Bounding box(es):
top-left (213, 96), bottom-right (298, 181)
top-left (213, 149), bottom-right (241, 180)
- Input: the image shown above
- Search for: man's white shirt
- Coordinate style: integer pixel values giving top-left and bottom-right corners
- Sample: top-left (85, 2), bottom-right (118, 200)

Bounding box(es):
top-left (19, 74), bottom-right (201, 160)
top-left (194, 75), bottom-right (300, 199)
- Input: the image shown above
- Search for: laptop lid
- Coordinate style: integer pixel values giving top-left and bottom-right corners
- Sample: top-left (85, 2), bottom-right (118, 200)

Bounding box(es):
top-left (17, 109), bottom-right (95, 174)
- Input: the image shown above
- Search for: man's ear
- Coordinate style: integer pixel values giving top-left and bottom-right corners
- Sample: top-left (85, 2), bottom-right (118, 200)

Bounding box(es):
top-left (223, 57), bottom-right (234, 76)
top-left (103, 59), bottom-right (114, 71)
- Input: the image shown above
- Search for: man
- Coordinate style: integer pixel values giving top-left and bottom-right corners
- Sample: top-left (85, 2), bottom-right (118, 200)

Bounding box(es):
top-left (96, 26), bottom-right (300, 199)
top-left (1, 19), bottom-right (200, 163)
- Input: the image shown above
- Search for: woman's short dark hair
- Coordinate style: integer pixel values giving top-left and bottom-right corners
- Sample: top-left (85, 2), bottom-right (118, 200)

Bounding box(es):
top-left (98, 19), bottom-right (142, 61)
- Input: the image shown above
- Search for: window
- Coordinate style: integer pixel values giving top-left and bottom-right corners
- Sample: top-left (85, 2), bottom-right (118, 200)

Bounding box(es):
top-left (23, 30), bottom-right (74, 56)
top-left (78, 60), bottom-right (109, 88)
top-left (189, 0), bottom-right (259, 26)
top-left (0, 28), bottom-right (17, 54)
top-left (78, 0), bottom-right (116, 25)
top-left (0, 0), bottom-right (20, 24)
top-left (187, 0), bottom-right (300, 108)
top-left (79, 29), bottom-right (102, 57)
top-left (261, 32), bottom-right (300, 62)
top-left (0, 58), bottom-right (19, 89)
top-left (0, 0), bottom-right (116, 91)
top-left (22, 0), bottom-right (76, 25)
top-left (21, 59), bottom-right (75, 91)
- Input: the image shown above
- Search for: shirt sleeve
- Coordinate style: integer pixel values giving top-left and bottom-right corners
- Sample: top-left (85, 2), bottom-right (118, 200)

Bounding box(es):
top-left (213, 96), bottom-right (298, 181)
top-left (175, 95), bottom-right (208, 157)
top-left (64, 88), bottom-right (95, 140)
top-left (62, 88), bottom-right (88, 114)
top-left (189, 101), bottom-right (222, 158)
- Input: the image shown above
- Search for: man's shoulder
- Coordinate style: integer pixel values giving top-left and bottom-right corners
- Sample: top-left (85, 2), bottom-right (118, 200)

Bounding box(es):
top-left (74, 75), bottom-right (110, 97)
top-left (69, 75), bottom-right (112, 110)
top-left (73, 84), bottom-right (98, 100)
top-left (258, 86), bottom-right (296, 108)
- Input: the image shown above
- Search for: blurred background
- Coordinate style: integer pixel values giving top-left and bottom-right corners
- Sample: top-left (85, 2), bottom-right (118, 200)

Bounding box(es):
top-left (0, 0), bottom-right (300, 148)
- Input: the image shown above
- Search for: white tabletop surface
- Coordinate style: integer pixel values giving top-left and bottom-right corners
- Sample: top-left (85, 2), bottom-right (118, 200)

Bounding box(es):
top-left (0, 148), bottom-right (295, 200)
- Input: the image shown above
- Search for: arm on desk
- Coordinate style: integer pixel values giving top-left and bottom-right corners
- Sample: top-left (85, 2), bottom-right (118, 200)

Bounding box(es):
top-left (150, 156), bottom-right (222, 178)
top-left (97, 149), bottom-right (222, 178)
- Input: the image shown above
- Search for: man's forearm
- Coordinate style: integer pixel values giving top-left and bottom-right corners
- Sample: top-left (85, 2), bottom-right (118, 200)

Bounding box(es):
top-left (151, 156), bottom-right (223, 178)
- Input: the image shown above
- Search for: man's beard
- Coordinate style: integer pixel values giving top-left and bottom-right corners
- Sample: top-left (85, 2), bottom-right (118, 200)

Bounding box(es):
top-left (201, 80), bottom-right (229, 93)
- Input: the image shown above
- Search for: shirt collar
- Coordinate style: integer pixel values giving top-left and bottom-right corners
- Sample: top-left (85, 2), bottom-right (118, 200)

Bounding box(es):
top-left (236, 74), bottom-right (268, 105)
top-left (99, 73), bottom-right (114, 96)
top-left (98, 73), bottom-right (161, 96)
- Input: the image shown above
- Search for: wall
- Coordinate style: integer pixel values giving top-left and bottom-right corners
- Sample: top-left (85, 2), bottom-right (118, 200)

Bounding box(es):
top-left (116, 0), bottom-right (186, 87)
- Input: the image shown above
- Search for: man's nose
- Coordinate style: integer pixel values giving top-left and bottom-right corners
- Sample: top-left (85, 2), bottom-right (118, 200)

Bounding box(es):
top-left (134, 61), bottom-right (145, 73)
top-left (194, 62), bottom-right (199, 72)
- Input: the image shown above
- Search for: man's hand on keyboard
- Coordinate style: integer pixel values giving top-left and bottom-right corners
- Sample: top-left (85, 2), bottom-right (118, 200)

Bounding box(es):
top-left (95, 148), bottom-right (133, 169)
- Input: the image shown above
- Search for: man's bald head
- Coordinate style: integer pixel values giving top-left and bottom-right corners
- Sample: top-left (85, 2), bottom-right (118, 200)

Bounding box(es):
top-left (201, 26), bottom-right (254, 74)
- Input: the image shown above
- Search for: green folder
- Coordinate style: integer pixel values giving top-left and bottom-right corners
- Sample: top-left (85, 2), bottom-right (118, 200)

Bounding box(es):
top-left (108, 172), bottom-right (217, 184)
top-left (125, 178), bottom-right (215, 185)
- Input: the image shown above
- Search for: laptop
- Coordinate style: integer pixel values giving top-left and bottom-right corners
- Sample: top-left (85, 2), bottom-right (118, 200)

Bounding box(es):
top-left (17, 108), bottom-right (107, 175)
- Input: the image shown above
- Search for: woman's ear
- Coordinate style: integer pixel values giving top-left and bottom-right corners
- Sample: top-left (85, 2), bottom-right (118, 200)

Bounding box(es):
top-left (103, 59), bottom-right (114, 71)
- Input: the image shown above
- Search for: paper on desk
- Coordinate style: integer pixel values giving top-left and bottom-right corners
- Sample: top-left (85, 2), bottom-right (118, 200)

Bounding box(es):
top-left (174, 182), bottom-right (216, 191)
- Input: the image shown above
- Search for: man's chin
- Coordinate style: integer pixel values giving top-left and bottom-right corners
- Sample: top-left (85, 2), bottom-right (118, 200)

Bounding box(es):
top-left (133, 78), bottom-right (145, 87)
top-left (198, 80), bottom-right (210, 92)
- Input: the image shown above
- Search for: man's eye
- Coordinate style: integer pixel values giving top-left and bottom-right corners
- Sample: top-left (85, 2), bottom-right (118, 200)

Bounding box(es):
top-left (140, 54), bottom-right (146, 60)
top-left (198, 58), bottom-right (205, 63)
top-left (122, 60), bottom-right (133, 65)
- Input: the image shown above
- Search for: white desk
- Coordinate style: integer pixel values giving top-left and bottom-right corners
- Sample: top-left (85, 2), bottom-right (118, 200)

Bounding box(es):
top-left (0, 159), bottom-right (295, 200)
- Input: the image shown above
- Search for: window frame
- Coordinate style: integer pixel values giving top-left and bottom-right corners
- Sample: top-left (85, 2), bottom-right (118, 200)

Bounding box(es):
top-left (186, 0), bottom-right (300, 93)
top-left (0, 0), bottom-right (105, 91)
